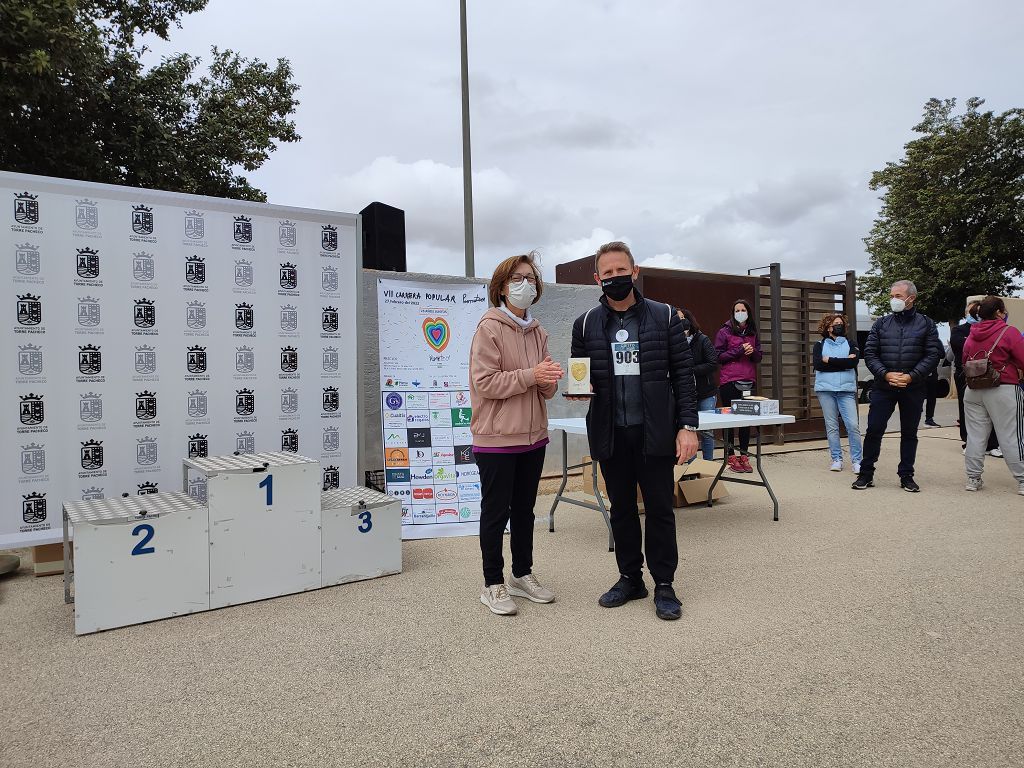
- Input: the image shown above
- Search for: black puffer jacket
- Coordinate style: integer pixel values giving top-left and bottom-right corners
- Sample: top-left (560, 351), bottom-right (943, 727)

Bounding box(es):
top-left (571, 289), bottom-right (698, 461)
top-left (688, 330), bottom-right (719, 398)
top-left (863, 307), bottom-right (941, 390)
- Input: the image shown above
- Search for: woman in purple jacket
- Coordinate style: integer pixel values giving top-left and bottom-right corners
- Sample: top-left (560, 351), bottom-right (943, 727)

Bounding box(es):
top-left (714, 299), bottom-right (763, 472)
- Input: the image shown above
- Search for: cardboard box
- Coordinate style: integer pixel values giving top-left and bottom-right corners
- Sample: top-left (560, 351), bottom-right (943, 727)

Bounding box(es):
top-left (676, 458), bottom-right (730, 506)
top-left (732, 397), bottom-right (780, 416)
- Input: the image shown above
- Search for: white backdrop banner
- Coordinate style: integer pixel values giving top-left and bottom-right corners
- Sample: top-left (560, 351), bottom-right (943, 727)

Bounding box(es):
top-left (2, 171), bottom-right (360, 549)
top-left (377, 278), bottom-right (487, 539)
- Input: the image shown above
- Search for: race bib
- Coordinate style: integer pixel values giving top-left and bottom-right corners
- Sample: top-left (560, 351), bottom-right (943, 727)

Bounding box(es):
top-left (611, 341), bottom-right (640, 376)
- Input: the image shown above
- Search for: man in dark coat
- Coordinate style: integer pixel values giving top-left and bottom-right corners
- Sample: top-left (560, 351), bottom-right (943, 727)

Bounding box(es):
top-left (568, 241), bottom-right (698, 620)
top-left (853, 280), bottom-right (941, 492)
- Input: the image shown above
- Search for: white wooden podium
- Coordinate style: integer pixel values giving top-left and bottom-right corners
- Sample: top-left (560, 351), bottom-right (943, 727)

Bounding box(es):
top-left (63, 492), bottom-right (210, 635)
top-left (183, 452), bottom-right (321, 608)
top-left (63, 453), bottom-right (402, 634)
top-left (321, 487), bottom-right (402, 585)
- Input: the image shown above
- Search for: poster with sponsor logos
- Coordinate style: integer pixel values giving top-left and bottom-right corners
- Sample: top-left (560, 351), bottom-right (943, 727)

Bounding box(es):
top-left (378, 278), bottom-right (487, 539)
top-left (1, 170), bottom-right (359, 549)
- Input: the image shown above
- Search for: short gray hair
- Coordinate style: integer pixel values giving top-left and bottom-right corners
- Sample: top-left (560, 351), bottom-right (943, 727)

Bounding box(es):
top-left (891, 280), bottom-right (917, 297)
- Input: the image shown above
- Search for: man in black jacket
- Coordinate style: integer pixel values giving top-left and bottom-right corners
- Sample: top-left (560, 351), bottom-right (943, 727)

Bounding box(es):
top-left (853, 280), bottom-right (941, 492)
top-left (569, 241), bottom-right (698, 620)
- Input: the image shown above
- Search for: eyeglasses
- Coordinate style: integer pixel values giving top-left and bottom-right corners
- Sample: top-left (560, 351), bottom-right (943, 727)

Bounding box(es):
top-left (510, 274), bottom-right (537, 285)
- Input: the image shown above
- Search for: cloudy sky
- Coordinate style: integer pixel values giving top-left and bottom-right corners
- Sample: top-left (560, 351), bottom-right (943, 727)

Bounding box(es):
top-left (147, 0), bottom-right (1023, 282)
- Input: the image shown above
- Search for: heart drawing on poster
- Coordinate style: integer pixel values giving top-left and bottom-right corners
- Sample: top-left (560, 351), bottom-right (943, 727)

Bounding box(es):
top-left (422, 317), bottom-right (451, 352)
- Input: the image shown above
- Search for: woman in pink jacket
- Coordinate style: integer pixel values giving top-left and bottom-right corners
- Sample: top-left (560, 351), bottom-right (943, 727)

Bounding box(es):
top-left (469, 252), bottom-right (563, 616)
top-left (714, 299), bottom-right (763, 473)
top-left (962, 295), bottom-right (1024, 494)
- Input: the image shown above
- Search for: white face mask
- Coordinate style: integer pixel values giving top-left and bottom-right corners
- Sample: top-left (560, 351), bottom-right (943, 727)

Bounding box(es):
top-left (890, 298), bottom-right (906, 313)
top-left (734, 311), bottom-right (748, 324)
top-left (506, 278), bottom-right (537, 310)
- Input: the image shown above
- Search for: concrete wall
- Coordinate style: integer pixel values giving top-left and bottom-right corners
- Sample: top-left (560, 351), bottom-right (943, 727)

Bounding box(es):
top-left (360, 269), bottom-right (601, 477)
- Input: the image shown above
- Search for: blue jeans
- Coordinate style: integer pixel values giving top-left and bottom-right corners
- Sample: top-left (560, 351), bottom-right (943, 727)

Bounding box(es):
top-left (816, 390), bottom-right (863, 464)
top-left (696, 395), bottom-right (717, 460)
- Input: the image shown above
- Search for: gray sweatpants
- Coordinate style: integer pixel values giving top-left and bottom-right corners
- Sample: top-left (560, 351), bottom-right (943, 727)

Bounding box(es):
top-left (964, 384), bottom-right (1024, 482)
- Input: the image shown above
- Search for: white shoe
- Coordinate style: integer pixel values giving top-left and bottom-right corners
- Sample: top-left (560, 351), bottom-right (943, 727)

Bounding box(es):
top-left (1018, 482), bottom-right (1024, 497)
top-left (988, 448), bottom-right (1004, 458)
top-left (508, 572), bottom-right (555, 603)
top-left (829, 460), bottom-right (843, 472)
top-left (965, 476), bottom-right (984, 492)
top-left (852, 463), bottom-right (861, 474)
top-left (480, 584), bottom-right (517, 615)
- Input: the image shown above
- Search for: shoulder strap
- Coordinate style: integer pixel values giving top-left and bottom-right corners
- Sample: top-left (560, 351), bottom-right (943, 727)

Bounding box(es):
top-left (988, 325), bottom-right (1010, 356)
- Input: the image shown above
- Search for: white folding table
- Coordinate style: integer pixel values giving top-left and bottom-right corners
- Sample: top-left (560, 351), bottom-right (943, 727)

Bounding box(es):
top-left (547, 411), bottom-right (796, 549)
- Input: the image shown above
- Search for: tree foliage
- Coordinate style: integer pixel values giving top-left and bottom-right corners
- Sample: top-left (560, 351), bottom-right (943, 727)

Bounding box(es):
top-left (0, 0), bottom-right (300, 201)
top-left (860, 97), bottom-right (1024, 323)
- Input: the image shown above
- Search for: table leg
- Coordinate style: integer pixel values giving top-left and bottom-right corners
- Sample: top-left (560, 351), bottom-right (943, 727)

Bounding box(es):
top-left (707, 433), bottom-right (730, 507)
top-left (547, 430), bottom-right (569, 533)
top-left (752, 430), bottom-right (780, 521)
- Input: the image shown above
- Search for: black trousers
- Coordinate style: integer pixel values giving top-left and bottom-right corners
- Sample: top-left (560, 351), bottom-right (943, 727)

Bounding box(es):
top-left (719, 380), bottom-right (755, 454)
top-left (598, 426), bottom-right (678, 585)
top-left (860, 385), bottom-right (925, 478)
top-left (925, 371), bottom-right (939, 420)
top-left (475, 446), bottom-right (546, 587)
top-left (955, 372), bottom-right (998, 450)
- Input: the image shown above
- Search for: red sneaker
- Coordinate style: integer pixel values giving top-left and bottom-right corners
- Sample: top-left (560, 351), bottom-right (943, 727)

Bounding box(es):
top-left (727, 455), bottom-right (743, 472)
top-left (739, 455), bottom-right (754, 473)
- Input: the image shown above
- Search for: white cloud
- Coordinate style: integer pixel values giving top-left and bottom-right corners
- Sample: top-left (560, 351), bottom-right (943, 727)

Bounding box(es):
top-left (328, 156), bottom-right (565, 260)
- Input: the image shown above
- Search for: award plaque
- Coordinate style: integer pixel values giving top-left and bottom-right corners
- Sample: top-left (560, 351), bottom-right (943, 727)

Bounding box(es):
top-left (563, 357), bottom-right (594, 398)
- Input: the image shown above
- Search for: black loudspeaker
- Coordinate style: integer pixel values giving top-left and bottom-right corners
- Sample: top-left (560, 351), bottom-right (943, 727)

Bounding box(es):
top-left (360, 201), bottom-right (407, 272)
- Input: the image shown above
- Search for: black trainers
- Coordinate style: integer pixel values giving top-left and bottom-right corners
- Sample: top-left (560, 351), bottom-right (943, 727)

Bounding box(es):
top-left (924, 418), bottom-right (940, 427)
top-left (900, 476), bottom-right (920, 493)
top-left (598, 575), bottom-right (648, 608)
top-left (851, 474), bottom-right (874, 490)
top-left (653, 584), bottom-right (682, 621)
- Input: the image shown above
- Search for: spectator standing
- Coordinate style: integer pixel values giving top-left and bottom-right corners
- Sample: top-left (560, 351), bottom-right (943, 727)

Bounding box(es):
top-left (714, 299), bottom-right (762, 473)
top-left (962, 296), bottom-right (1024, 494)
top-left (812, 312), bottom-right (863, 473)
top-left (677, 307), bottom-right (719, 461)
top-left (853, 280), bottom-right (940, 492)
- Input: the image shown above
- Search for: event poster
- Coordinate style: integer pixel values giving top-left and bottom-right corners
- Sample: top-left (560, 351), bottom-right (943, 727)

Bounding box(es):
top-left (377, 278), bottom-right (488, 539)
top-left (1, 171), bottom-right (360, 548)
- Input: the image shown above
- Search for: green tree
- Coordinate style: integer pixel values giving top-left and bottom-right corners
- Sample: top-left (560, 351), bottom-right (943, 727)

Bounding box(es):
top-left (860, 97), bottom-right (1024, 324)
top-left (0, 0), bottom-right (300, 201)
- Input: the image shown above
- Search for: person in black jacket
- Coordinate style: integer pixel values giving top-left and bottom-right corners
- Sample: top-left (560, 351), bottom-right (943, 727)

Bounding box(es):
top-left (676, 307), bottom-right (719, 460)
top-left (568, 241), bottom-right (698, 621)
top-left (853, 280), bottom-right (941, 492)
top-left (950, 300), bottom-right (999, 455)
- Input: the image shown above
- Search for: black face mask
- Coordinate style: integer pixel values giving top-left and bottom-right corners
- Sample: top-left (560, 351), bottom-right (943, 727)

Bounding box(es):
top-left (832, 324), bottom-right (845, 336)
top-left (601, 274), bottom-right (634, 302)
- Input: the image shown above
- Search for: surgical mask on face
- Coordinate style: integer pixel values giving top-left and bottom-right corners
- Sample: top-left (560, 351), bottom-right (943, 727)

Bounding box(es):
top-left (890, 298), bottom-right (906, 313)
top-left (601, 274), bottom-right (634, 302)
top-left (965, 314), bottom-right (979, 325)
top-left (734, 311), bottom-right (748, 324)
top-left (505, 278), bottom-right (536, 310)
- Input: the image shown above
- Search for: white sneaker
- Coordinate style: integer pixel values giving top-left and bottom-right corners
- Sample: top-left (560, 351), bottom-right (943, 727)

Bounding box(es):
top-left (989, 448), bottom-right (1004, 458)
top-left (1018, 482), bottom-right (1024, 497)
top-left (508, 573), bottom-right (556, 604)
top-left (965, 476), bottom-right (984, 492)
top-left (852, 463), bottom-right (861, 474)
top-left (480, 584), bottom-right (517, 615)
top-left (829, 460), bottom-right (843, 472)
